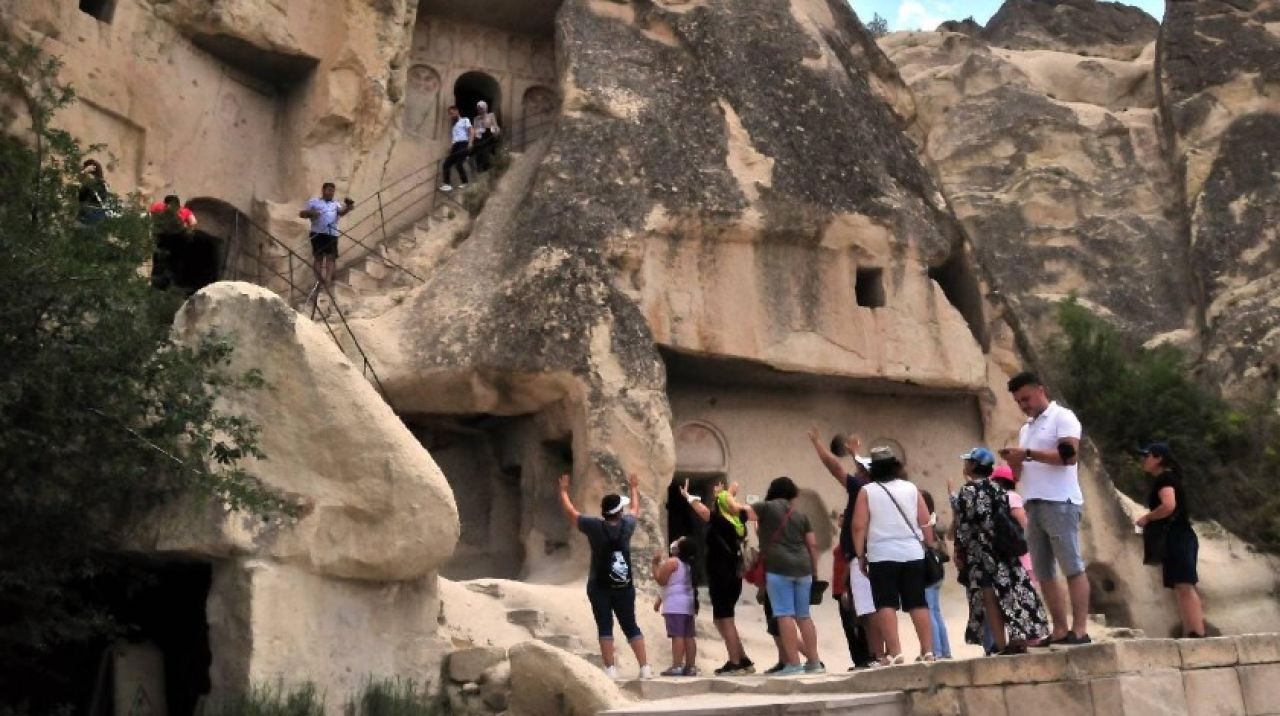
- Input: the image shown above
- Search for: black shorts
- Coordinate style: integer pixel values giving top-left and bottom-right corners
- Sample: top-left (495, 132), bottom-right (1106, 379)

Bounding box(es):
top-left (868, 559), bottom-right (928, 612)
top-left (310, 232), bottom-right (338, 259)
top-left (708, 568), bottom-right (742, 620)
top-left (1163, 525), bottom-right (1199, 588)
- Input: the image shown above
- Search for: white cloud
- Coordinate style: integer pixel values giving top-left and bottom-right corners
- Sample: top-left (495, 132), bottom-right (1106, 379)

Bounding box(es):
top-left (895, 0), bottom-right (951, 31)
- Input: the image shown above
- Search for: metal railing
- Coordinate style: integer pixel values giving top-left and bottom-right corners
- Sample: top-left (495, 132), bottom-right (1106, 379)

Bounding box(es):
top-left (332, 109), bottom-right (558, 282)
top-left (220, 212), bottom-right (389, 400)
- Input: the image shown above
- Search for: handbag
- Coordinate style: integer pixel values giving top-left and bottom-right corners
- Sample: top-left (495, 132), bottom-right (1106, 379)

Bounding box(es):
top-left (876, 483), bottom-right (945, 585)
top-left (743, 506), bottom-right (793, 587)
top-left (993, 491), bottom-right (1029, 560)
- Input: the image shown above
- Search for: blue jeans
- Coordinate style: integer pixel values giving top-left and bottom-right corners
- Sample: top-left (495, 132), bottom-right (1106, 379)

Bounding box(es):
top-left (765, 572), bottom-right (813, 619)
top-left (925, 584), bottom-right (951, 658)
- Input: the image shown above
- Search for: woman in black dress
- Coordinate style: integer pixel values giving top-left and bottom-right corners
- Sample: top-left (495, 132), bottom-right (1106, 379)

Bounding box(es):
top-left (952, 451), bottom-right (1049, 654)
top-left (1134, 442), bottom-right (1204, 637)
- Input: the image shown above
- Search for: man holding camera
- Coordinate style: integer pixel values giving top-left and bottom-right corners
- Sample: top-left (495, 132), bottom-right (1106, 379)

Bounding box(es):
top-left (1001, 371), bottom-right (1090, 646)
top-left (299, 182), bottom-right (355, 289)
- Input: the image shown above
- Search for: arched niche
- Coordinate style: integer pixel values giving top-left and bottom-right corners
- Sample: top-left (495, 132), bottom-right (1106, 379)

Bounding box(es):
top-left (454, 70), bottom-right (502, 122)
top-left (674, 420), bottom-right (728, 476)
top-left (404, 64), bottom-right (442, 139)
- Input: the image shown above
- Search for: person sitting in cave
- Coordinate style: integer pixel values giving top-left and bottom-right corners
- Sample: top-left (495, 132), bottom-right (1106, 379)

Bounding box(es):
top-left (558, 472), bottom-right (652, 680)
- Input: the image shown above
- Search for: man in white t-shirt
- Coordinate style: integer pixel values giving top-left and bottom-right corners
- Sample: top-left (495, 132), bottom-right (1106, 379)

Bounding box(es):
top-left (298, 181), bottom-right (354, 289)
top-left (1000, 371), bottom-right (1089, 646)
top-left (440, 105), bottom-right (474, 192)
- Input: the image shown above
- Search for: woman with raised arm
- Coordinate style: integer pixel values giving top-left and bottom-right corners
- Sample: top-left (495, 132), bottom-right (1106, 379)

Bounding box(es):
top-left (559, 472), bottom-right (651, 680)
top-left (684, 478), bottom-right (757, 674)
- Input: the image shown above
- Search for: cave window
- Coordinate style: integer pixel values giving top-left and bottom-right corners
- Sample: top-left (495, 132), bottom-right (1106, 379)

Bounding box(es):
top-left (78, 0), bottom-right (117, 23)
top-left (855, 267), bottom-right (886, 308)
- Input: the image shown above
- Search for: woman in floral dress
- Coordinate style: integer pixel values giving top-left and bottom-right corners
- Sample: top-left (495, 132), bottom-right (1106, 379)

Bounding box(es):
top-left (953, 448), bottom-right (1049, 654)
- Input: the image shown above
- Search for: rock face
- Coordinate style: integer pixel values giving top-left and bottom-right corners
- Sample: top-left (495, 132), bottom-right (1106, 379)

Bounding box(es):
top-left (1159, 0), bottom-right (1280, 402)
top-left (984, 0), bottom-right (1160, 60)
top-left (881, 29), bottom-right (1192, 346)
top-left (152, 282), bottom-right (459, 704)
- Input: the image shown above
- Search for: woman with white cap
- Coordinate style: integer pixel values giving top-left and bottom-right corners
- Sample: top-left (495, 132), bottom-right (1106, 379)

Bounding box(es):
top-left (472, 100), bottom-right (501, 172)
top-left (559, 472), bottom-right (652, 679)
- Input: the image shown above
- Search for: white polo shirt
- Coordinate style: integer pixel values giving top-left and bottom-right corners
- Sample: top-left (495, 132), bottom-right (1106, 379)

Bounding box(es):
top-left (1018, 401), bottom-right (1083, 504)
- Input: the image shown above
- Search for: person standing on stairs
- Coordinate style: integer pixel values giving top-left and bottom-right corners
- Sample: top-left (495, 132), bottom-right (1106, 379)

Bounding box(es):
top-left (559, 472), bottom-right (652, 680)
top-left (440, 105), bottom-right (473, 192)
top-left (299, 182), bottom-right (354, 291)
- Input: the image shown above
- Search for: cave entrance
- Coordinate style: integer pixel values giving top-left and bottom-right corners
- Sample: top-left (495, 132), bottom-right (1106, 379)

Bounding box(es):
top-left (454, 71), bottom-right (502, 123)
top-left (406, 414), bottom-right (573, 580)
top-left (928, 244), bottom-right (989, 350)
top-left (181, 197), bottom-right (255, 294)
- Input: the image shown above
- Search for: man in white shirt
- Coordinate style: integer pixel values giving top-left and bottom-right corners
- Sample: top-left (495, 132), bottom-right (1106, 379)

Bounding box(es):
top-left (440, 105), bottom-right (473, 192)
top-left (1000, 372), bottom-right (1090, 646)
top-left (298, 181), bottom-right (354, 289)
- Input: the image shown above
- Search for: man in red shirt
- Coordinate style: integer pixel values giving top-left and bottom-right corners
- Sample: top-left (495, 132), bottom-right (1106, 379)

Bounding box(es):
top-left (149, 195), bottom-right (198, 290)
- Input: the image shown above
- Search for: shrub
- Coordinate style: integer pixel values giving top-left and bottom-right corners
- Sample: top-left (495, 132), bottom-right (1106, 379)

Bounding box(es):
top-left (1051, 299), bottom-right (1280, 550)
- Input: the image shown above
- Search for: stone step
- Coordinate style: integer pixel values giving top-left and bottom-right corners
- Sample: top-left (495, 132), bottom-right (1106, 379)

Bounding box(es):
top-left (345, 267), bottom-right (378, 292)
top-left (506, 608), bottom-right (546, 631)
top-left (602, 691), bottom-right (905, 716)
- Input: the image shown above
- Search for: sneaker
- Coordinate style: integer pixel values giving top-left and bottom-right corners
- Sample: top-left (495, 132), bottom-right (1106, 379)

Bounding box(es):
top-left (763, 662), bottom-right (787, 675)
top-left (639, 665), bottom-right (653, 679)
top-left (773, 663), bottom-right (805, 676)
top-left (439, 184), bottom-right (453, 192)
top-left (803, 661), bottom-right (825, 674)
top-left (603, 665), bottom-right (619, 679)
top-left (459, 182), bottom-right (470, 188)
top-left (683, 666), bottom-right (700, 677)
top-left (660, 666), bottom-right (685, 677)
top-left (714, 660), bottom-right (737, 676)
top-left (1058, 633), bottom-right (1092, 646)
top-left (735, 658), bottom-right (756, 675)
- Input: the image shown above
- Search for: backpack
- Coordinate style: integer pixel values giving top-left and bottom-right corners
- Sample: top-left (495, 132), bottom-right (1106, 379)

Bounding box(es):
top-left (993, 489), bottom-right (1029, 560)
top-left (593, 522), bottom-right (632, 589)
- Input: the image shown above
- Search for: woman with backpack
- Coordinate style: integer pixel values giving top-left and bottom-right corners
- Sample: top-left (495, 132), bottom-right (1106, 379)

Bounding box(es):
top-left (952, 448), bottom-right (1049, 655)
top-left (559, 473), bottom-right (652, 680)
top-left (1134, 443), bottom-right (1204, 638)
top-left (685, 478), bottom-right (757, 675)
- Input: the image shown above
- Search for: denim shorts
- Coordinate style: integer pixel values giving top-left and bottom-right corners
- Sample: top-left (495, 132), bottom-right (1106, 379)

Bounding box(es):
top-left (1025, 500), bottom-right (1086, 581)
top-left (765, 572), bottom-right (813, 619)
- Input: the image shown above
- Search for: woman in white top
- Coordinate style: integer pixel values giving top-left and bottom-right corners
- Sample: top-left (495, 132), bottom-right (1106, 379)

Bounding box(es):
top-left (472, 100), bottom-right (501, 172)
top-left (851, 445), bottom-right (937, 664)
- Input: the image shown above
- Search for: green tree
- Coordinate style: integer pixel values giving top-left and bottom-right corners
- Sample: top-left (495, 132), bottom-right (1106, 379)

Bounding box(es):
top-left (866, 13), bottom-right (890, 39)
top-left (0, 44), bottom-right (292, 709)
top-left (1051, 299), bottom-right (1280, 551)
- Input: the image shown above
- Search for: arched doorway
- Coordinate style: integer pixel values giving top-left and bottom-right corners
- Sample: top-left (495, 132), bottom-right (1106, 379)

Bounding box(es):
top-left (453, 71), bottom-right (501, 123)
top-left (184, 198), bottom-right (251, 294)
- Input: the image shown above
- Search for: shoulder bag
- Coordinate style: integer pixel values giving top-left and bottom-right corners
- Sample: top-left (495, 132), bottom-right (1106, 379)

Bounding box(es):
top-left (743, 506), bottom-right (793, 587)
top-left (876, 483), bottom-right (945, 586)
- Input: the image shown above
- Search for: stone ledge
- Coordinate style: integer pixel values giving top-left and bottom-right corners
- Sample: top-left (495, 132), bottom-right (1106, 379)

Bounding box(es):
top-left (1066, 639), bottom-right (1181, 678)
top-left (1236, 633), bottom-right (1280, 665)
top-left (1179, 636), bottom-right (1239, 669)
top-left (1238, 663), bottom-right (1280, 715)
top-left (1183, 668), bottom-right (1245, 716)
top-left (971, 652), bottom-right (1068, 686)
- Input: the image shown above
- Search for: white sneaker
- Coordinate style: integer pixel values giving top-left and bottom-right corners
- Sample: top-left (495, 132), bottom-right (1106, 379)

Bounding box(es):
top-left (439, 184), bottom-right (453, 192)
top-left (459, 182), bottom-right (470, 188)
top-left (639, 665), bottom-right (653, 679)
top-left (603, 665), bottom-right (619, 679)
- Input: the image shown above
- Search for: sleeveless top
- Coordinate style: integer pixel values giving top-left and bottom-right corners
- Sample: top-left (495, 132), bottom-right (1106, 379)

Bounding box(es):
top-left (661, 560), bottom-right (695, 616)
top-left (865, 479), bottom-right (926, 563)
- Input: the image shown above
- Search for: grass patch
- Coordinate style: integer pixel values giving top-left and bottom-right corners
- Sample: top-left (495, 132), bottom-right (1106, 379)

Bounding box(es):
top-left (343, 678), bottom-right (445, 716)
top-left (205, 682), bottom-right (326, 716)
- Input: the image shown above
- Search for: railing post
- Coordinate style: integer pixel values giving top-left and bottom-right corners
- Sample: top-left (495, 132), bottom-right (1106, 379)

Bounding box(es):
top-left (377, 190), bottom-right (389, 246)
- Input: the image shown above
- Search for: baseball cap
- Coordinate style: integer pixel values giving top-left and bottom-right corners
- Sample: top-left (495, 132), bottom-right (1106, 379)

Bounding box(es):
top-left (1140, 442), bottom-right (1173, 460)
top-left (992, 464), bottom-right (1015, 482)
top-left (601, 494), bottom-right (631, 516)
top-left (854, 455), bottom-right (872, 469)
top-left (961, 447), bottom-right (996, 467)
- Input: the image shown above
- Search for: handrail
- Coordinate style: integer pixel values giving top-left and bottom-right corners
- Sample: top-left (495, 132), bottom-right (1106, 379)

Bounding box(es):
top-left (327, 108), bottom-right (558, 284)
top-left (221, 215), bottom-right (390, 401)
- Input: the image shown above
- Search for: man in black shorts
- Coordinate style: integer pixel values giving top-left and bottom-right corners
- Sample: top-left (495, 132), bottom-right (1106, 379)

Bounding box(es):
top-left (299, 182), bottom-right (354, 289)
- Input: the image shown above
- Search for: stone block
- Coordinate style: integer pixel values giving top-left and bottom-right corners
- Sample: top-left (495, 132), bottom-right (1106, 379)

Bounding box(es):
top-left (1066, 639), bottom-right (1181, 678)
top-left (1003, 681), bottom-right (1093, 716)
top-left (971, 652), bottom-right (1069, 686)
top-left (927, 659), bottom-right (973, 688)
top-left (506, 608), bottom-right (545, 630)
top-left (907, 687), bottom-right (962, 716)
top-left (1237, 634), bottom-right (1280, 665)
top-left (1239, 663), bottom-right (1280, 715)
top-left (847, 663), bottom-right (932, 693)
top-left (1183, 668), bottom-right (1245, 716)
top-left (1180, 637), bottom-right (1239, 669)
top-left (448, 646), bottom-right (507, 684)
top-left (1088, 670), bottom-right (1186, 716)
top-left (631, 677), bottom-right (713, 700)
top-left (479, 661), bottom-right (511, 711)
top-left (961, 686), bottom-right (1007, 715)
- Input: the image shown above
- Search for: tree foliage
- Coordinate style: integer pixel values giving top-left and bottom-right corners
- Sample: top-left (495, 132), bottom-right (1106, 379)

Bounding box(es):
top-left (866, 13), bottom-right (890, 39)
top-left (1051, 299), bottom-right (1280, 550)
top-left (0, 43), bottom-right (291, 708)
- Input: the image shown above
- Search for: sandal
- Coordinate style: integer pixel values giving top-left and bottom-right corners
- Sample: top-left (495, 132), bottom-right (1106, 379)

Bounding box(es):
top-left (878, 654), bottom-right (905, 666)
top-left (916, 652), bottom-right (937, 663)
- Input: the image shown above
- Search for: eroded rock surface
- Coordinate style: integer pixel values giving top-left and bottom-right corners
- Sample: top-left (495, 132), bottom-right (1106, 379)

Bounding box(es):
top-left (984, 0), bottom-right (1160, 60)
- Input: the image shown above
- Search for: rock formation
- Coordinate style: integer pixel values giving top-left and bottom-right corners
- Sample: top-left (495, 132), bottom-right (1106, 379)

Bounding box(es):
top-left (983, 0), bottom-right (1160, 60)
top-left (140, 282), bottom-right (460, 701)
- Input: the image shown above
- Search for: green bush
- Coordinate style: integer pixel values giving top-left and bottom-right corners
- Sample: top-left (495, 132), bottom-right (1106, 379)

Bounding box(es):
top-left (1051, 299), bottom-right (1280, 550)
top-left (343, 679), bottom-right (444, 716)
top-left (205, 682), bottom-right (326, 716)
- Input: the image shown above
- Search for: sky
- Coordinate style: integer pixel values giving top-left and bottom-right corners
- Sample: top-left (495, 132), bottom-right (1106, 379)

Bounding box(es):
top-left (848, 0), bottom-right (1167, 32)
